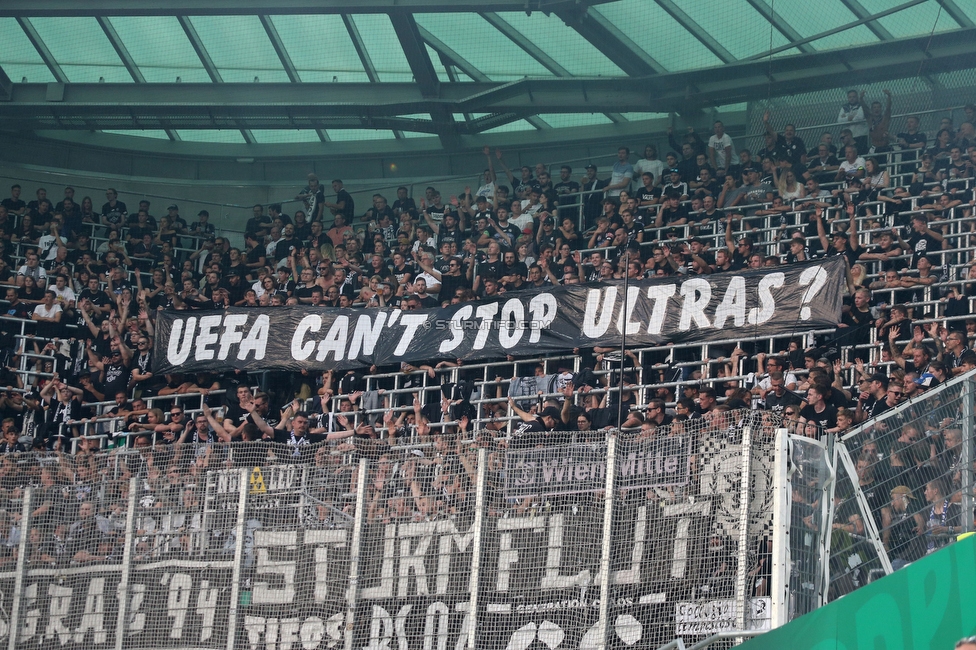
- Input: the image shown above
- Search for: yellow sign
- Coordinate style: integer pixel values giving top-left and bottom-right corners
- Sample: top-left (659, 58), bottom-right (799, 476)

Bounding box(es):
top-left (249, 467), bottom-right (267, 494)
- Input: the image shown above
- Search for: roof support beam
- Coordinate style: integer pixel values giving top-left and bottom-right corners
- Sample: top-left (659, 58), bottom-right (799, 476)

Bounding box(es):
top-left (425, 30), bottom-right (547, 132)
top-left (838, 0), bottom-right (895, 41)
top-left (0, 65), bottom-right (13, 101)
top-left (482, 10), bottom-right (621, 126)
top-left (389, 10), bottom-right (459, 149)
top-left (653, 0), bottom-right (737, 64)
top-left (935, 0), bottom-right (975, 29)
top-left (746, 0), bottom-right (927, 60)
top-left (0, 0), bottom-right (616, 16)
top-left (343, 14), bottom-right (402, 139)
top-left (177, 15), bottom-right (254, 144)
top-left (557, 8), bottom-right (666, 76)
top-left (742, 0), bottom-right (816, 54)
top-left (479, 12), bottom-right (571, 76)
top-left (259, 14), bottom-right (328, 142)
top-left (96, 16), bottom-right (179, 141)
top-left (259, 15), bottom-right (300, 83)
top-left (17, 17), bottom-right (68, 83)
top-left (4, 29), bottom-right (974, 130)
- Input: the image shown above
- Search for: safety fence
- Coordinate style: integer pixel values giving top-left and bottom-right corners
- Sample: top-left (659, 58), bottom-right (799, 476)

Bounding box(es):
top-left (782, 369), bottom-right (976, 620)
top-left (0, 410), bottom-right (787, 650)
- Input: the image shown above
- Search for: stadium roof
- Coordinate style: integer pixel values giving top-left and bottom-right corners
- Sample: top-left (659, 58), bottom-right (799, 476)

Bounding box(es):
top-left (0, 0), bottom-right (974, 154)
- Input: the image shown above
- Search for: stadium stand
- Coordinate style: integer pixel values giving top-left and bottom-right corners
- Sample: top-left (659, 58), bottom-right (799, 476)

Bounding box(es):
top-left (0, 92), bottom-right (974, 649)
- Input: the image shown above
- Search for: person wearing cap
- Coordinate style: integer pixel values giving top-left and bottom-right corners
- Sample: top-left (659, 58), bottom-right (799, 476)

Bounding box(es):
top-left (507, 397), bottom-right (564, 448)
top-left (189, 209), bottom-right (215, 241)
top-left (881, 485), bottom-right (925, 569)
top-left (661, 168), bottom-right (689, 200)
top-left (814, 203), bottom-right (862, 268)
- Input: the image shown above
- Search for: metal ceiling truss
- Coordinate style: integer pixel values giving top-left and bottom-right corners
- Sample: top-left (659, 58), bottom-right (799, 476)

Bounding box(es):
top-left (96, 16), bottom-right (180, 141)
top-left (838, 0), bottom-right (895, 41)
top-left (742, 0), bottom-right (816, 54)
top-left (556, 7), bottom-right (666, 77)
top-left (0, 0), bottom-right (613, 16)
top-left (4, 27), bottom-right (973, 136)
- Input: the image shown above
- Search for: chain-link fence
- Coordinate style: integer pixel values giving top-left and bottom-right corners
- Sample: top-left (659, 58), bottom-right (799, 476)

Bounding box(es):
top-left (0, 412), bottom-right (790, 650)
top-left (784, 369), bottom-right (975, 618)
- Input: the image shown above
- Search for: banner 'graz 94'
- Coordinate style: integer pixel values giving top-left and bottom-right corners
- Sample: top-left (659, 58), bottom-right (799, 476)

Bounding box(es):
top-left (152, 257), bottom-right (845, 373)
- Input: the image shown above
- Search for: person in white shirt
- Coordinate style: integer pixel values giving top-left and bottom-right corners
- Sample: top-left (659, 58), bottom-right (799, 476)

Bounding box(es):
top-left (37, 223), bottom-right (66, 262)
top-left (836, 145), bottom-right (866, 182)
top-left (49, 275), bottom-right (76, 309)
top-left (16, 253), bottom-right (47, 288)
top-left (634, 144), bottom-right (665, 187)
top-left (839, 89), bottom-right (869, 154)
top-left (32, 290), bottom-right (63, 337)
top-left (707, 121), bottom-right (736, 179)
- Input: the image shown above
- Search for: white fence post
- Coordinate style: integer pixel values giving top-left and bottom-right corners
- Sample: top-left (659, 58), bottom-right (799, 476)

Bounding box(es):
top-left (7, 487), bottom-right (31, 650)
top-left (734, 427), bottom-right (753, 642)
top-left (225, 467), bottom-right (250, 650)
top-left (770, 428), bottom-right (791, 629)
top-left (596, 434), bottom-right (617, 650)
top-left (113, 477), bottom-right (138, 650)
top-left (344, 458), bottom-right (369, 650)
top-left (466, 447), bottom-right (488, 649)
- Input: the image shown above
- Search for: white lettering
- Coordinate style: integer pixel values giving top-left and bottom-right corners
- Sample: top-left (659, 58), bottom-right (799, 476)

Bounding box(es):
top-left (439, 306), bottom-right (472, 354)
top-left (527, 293), bottom-right (558, 343)
top-left (194, 314), bottom-right (223, 361)
top-left (748, 273), bottom-right (784, 325)
top-left (349, 312), bottom-right (388, 359)
top-left (392, 314), bottom-right (430, 357)
top-left (472, 302), bottom-right (500, 351)
top-left (678, 279), bottom-right (711, 331)
top-left (712, 276), bottom-right (747, 330)
top-left (315, 316), bottom-right (349, 362)
top-left (239, 314), bottom-right (270, 361)
top-left (646, 285), bottom-right (676, 335)
top-left (582, 287), bottom-right (617, 338)
top-left (291, 315), bottom-right (322, 361)
top-left (498, 299), bottom-right (525, 349)
top-left (217, 314), bottom-right (249, 360)
top-left (254, 531), bottom-right (297, 604)
top-left (166, 316), bottom-right (196, 365)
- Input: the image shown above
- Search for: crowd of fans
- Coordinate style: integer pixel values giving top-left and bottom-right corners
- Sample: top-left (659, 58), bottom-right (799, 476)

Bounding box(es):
top-left (0, 89), bottom-right (972, 465)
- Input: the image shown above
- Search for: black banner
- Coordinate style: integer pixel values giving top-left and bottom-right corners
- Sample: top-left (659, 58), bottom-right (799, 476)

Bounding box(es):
top-left (504, 436), bottom-right (692, 499)
top-left (153, 257), bottom-right (845, 373)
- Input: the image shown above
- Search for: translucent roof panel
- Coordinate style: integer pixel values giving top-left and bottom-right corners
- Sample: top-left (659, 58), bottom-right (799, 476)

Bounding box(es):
top-left (176, 130), bottom-right (247, 144)
top-left (271, 15), bottom-right (369, 83)
top-left (0, 18), bottom-right (56, 83)
top-left (348, 14), bottom-right (413, 83)
top-left (620, 112), bottom-right (671, 122)
top-left (102, 130), bottom-right (172, 140)
top-left (536, 113), bottom-right (614, 128)
top-left (680, 0), bottom-right (794, 60)
top-left (109, 16), bottom-right (211, 83)
top-left (482, 119), bottom-right (537, 134)
top-left (492, 12), bottom-right (625, 76)
top-left (592, 2), bottom-right (723, 72)
top-left (326, 129), bottom-right (399, 141)
top-left (188, 16), bottom-right (290, 83)
top-left (414, 13), bottom-right (551, 81)
top-left (250, 130), bottom-right (322, 144)
top-left (753, 0), bottom-right (879, 51)
top-left (29, 17), bottom-right (130, 83)
top-left (858, 0), bottom-right (959, 38)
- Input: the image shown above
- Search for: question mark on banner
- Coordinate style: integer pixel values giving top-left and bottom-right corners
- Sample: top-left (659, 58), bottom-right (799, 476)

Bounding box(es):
top-left (797, 265), bottom-right (829, 320)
